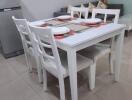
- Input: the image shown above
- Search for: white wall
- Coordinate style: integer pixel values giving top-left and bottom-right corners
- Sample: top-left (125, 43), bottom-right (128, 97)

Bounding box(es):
top-left (109, 0), bottom-right (132, 14)
top-left (20, 0), bottom-right (94, 21)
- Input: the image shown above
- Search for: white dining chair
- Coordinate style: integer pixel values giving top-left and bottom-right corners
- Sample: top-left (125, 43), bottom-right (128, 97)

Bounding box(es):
top-left (29, 25), bottom-right (96, 100)
top-left (79, 9), bottom-right (120, 75)
top-left (70, 6), bottom-right (89, 19)
top-left (92, 9), bottom-right (120, 23)
top-left (80, 9), bottom-right (120, 75)
top-left (93, 9), bottom-right (120, 73)
top-left (12, 16), bottom-right (43, 83)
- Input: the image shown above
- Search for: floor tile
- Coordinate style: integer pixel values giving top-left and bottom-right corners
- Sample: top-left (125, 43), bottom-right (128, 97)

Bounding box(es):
top-left (0, 61), bottom-right (18, 87)
top-left (95, 82), bottom-right (132, 100)
top-left (6, 55), bottom-right (28, 76)
top-left (22, 72), bottom-right (59, 100)
top-left (0, 77), bottom-right (42, 100)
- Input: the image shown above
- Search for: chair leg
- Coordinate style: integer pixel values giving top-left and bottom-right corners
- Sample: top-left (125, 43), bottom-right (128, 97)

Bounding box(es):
top-left (37, 66), bottom-right (43, 83)
top-left (36, 58), bottom-right (43, 83)
top-left (25, 53), bottom-right (32, 73)
top-left (58, 75), bottom-right (65, 100)
top-left (43, 68), bottom-right (48, 91)
top-left (109, 53), bottom-right (114, 74)
top-left (88, 63), bottom-right (96, 90)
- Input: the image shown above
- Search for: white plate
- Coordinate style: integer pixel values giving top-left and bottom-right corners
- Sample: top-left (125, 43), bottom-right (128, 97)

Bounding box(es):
top-left (70, 18), bottom-right (83, 24)
top-left (82, 18), bottom-right (102, 24)
top-left (30, 21), bottom-right (45, 26)
top-left (51, 27), bottom-right (70, 35)
top-left (57, 15), bottom-right (72, 20)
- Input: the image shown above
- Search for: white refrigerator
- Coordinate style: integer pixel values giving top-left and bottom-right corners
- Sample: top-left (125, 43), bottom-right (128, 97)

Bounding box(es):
top-left (0, 0), bottom-right (20, 9)
top-left (0, 0), bottom-right (24, 58)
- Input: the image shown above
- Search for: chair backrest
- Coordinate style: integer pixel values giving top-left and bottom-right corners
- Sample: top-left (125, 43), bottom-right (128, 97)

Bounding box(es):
top-left (92, 9), bottom-right (120, 23)
top-left (12, 16), bottom-right (33, 52)
top-left (29, 25), bottom-right (62, 72)
top-left (70, 6), bottom-right (89, 19)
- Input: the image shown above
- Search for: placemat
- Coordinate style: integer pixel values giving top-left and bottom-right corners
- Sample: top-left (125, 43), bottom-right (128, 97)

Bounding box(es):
top-left (45, 19), bottom-right (65, 26)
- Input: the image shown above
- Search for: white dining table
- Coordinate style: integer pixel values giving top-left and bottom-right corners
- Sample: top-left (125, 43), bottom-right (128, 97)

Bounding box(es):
top-left (31, 20), bottom-right (126, 100)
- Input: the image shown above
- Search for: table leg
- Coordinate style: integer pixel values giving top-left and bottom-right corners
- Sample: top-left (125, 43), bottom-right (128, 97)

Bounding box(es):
top-left (67, 49), bottom-right (78, 100)
top-left (114, 30), bottom-right (125, 81)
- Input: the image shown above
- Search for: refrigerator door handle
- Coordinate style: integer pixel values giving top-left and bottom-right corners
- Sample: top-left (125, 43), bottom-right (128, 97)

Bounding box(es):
top-left (4, 8), bottom-right (12, 12)
top-left (2, 6), bottom-right (21, 12)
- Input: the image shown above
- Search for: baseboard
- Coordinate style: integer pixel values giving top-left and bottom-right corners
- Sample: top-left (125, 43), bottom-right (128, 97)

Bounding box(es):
top-left (2, 49), bottom-right (24, 59)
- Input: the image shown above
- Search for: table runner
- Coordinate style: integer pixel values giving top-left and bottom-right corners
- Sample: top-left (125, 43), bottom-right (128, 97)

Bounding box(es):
top-left (45, 19), bottom-right (65, 26)
top-left (39, 19), bottom-right (108, 39)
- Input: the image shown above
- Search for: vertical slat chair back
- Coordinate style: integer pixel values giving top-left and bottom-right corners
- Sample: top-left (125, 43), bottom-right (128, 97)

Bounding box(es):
top-left (29, 25), bottom-right (62, 74)
top-left (70, 7), bottom-right (89, 19)
top-left (92, 9), bottom-right (120, 23)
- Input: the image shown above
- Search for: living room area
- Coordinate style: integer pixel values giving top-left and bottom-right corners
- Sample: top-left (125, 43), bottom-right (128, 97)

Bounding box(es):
top-left (0, 0), bottom-right (132, 100)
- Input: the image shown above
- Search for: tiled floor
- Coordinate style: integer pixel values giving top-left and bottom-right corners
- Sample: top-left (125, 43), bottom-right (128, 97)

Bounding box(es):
top-left (0, 32), bottom-right (132, 100)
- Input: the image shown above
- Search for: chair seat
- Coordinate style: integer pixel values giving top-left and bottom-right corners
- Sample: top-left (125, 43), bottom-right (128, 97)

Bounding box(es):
top-left (43, 52), bottom-right (93, 78)
top-left (78, 45), bottom-right (111, 61)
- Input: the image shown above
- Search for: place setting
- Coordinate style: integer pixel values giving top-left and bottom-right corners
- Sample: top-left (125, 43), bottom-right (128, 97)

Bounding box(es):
top-left (51, 26), bottom-right (74, 39)
top-left (41, 15), bottom-right (75, 27)
top-left (70, 18), bottom-right (105, 27)
top-left (30, 15), bottom-right (74, 27)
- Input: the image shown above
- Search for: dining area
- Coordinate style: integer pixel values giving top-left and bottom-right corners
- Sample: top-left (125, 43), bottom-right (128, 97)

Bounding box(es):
top-left (9, 5), bottom-right (128, 100)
